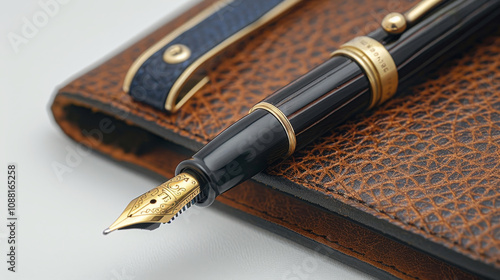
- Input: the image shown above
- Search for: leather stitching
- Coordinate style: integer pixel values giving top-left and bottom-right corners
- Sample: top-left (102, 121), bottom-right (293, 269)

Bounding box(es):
top-left (63, 87), bottom-right (212, 144)
top-left (65, 84), bottom-right (500, 266)
top-left (288, 177), bottom-right (500, 266)
top-left (221, 194), bottom-right (421, 279)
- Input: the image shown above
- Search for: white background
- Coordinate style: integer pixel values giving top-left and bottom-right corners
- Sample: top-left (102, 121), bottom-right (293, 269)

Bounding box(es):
top-left (0, 1), bottom-right (374, 279)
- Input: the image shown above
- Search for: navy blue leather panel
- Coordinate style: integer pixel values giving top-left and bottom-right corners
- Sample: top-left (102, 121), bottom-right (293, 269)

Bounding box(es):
top-left (129, 0), bottom-right (286, 111)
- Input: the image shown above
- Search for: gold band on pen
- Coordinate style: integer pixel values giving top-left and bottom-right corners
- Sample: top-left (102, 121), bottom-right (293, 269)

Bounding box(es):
top-left (331, 36), bottom-right (398, 109)
top-left (250, 102), bottom-right (296, 157)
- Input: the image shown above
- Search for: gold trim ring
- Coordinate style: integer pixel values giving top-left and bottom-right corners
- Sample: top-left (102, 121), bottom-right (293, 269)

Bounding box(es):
top-left (250, 102), bottom-right (297, 157)
top-left (331, 36), bottom-right (398, 109)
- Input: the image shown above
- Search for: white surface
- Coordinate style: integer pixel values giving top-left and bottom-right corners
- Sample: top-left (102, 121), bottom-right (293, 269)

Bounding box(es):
top-left (0, 1), bottom-right (374, 279)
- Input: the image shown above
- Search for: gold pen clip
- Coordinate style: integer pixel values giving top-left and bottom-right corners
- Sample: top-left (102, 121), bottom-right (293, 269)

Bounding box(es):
top-left (330, 0), bottom-right (444, 109)
top-left (123, 0), bottom-right (301, 113)
top-left (381, 0), bottom-right (443, 35)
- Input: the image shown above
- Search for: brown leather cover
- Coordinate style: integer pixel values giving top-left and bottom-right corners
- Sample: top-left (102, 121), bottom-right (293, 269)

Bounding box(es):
top-left (50, 0), bottom-right (500, 279)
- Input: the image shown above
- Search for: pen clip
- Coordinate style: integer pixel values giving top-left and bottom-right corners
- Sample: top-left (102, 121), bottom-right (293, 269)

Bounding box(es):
top-left (123, 0), bottom-right (302, 113)
top-left (381, 0), bottom-right (443, 35)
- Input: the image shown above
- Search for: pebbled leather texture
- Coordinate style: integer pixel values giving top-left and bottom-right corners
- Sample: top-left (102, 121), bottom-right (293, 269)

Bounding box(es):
top-left (129, 0), bottom-right (287, 110)
top-left (51, 0), bottom-right (500, 278)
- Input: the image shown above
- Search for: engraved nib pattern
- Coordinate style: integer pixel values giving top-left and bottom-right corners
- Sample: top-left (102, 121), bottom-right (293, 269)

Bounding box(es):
top-left (104, 173), bottom-right (200, 234)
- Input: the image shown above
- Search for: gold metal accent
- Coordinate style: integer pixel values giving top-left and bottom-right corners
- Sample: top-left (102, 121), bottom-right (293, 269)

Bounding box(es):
top-left (163, 44), bottom-right (191, 64)
top-left (381, 12), bottom-right (407, 34)
top-left (168, 76), bottom-right (210, 113)
top-left (331, 36), bottom-right (398, 109)
top-left (405, 0), bottom-right (441, 23)
top-left (250, 102), bottom-right (296, 157)
top-left (382, 0), bottom-right (442, 34)
top-left (105, 173), bottom-right (200, 234)
top-left (123, 0), bottom-right (302, 113)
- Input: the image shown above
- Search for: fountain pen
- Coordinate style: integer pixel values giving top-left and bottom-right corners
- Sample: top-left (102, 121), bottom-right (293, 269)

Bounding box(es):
top-left (104, 0), bottom-right (500, 234)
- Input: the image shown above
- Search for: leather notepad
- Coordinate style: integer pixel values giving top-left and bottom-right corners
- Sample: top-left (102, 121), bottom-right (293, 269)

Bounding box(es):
top-left (50, 0), bottom-right (500, 279)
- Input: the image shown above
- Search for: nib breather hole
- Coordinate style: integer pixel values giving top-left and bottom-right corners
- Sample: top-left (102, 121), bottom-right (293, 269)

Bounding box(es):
top-left (150, 199), bottom-right (157, 204)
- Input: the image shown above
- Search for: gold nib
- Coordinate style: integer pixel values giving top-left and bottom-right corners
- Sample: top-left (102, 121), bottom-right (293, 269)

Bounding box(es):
top-left (104, 173), bottom-right (200, 234)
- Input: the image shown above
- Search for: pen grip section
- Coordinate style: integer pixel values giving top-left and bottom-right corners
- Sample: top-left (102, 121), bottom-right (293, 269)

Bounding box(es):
top-left (176, 110), bottom-right (289, 206)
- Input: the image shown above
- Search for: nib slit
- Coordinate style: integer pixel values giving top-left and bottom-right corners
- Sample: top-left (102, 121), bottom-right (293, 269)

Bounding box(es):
top-left (105, 173), bottom-right (202, 232)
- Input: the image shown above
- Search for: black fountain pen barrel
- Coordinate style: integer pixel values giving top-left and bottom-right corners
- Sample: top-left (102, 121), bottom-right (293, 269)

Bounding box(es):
top-left (106, 0), bottom-right (500, 234)
top-left (177, 56), bottom-right (371, 206)
top-left (176, 0), bottom-right (500, 207)
top-left (264, 57), bottom-right (370, 150)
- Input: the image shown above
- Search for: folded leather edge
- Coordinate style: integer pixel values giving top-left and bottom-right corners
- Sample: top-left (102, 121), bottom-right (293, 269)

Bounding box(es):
top-left (50, 90), bottom-right (481, 280)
